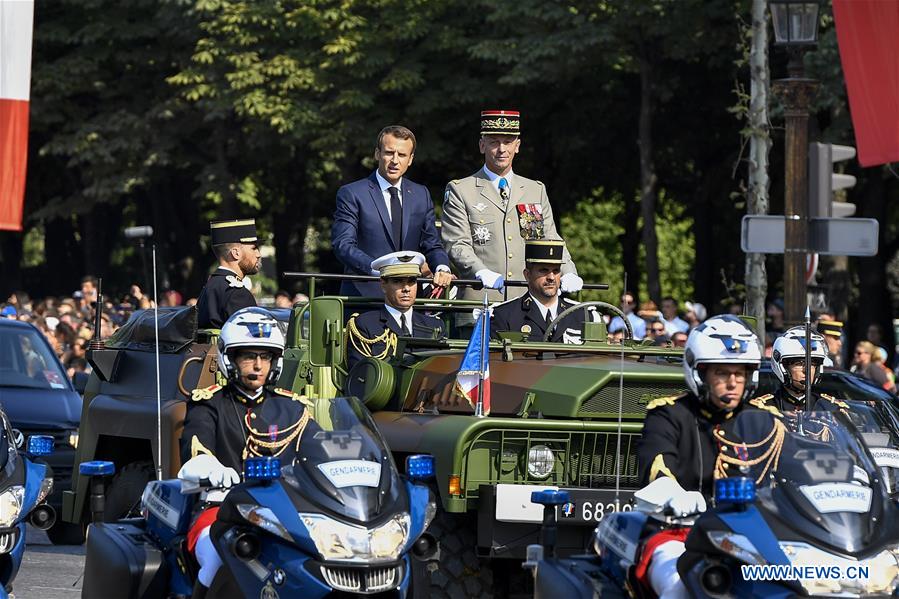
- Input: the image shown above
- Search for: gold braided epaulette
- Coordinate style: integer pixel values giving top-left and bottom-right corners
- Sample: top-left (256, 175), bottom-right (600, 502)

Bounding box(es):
top-left (749, 395), bottom-right (782, 418)
top-left (821, 393), bottom-right (849, 409)
top-left (646, 394), bottom-right (681, 411)
top-left (273, 388), bottom-right (314, 408)
top-left (191, 384), bottom-right (221, 402)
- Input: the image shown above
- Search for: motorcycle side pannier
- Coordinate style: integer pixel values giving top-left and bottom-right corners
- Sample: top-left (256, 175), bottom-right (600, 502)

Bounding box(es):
top-left (82, 521), bottom-right (169, 599)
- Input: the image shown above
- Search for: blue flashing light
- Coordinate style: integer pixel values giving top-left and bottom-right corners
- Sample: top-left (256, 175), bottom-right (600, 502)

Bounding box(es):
top-left (531, 489), bottom-right (570, 507)
top-left (79, 460), bottom-right (116, 476)
top-left (244, 457), bottom-right (281, 481)
top-left (27, 435), bottom-right (54, 457)
top-left (715, 477), bottom-right (756, 505)
top-left (406, 454), bottom-right (435, 481)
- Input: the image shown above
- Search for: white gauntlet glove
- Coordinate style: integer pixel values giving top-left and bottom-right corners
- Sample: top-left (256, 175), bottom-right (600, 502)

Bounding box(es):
top-left (560, 273), bottom-right (584, 293)
top-left (668, 490), bottom-right (707, 517)
top-left (178, 454), bottom-right (241, 489)
top-left (475, 269), bottom-right (505, 290)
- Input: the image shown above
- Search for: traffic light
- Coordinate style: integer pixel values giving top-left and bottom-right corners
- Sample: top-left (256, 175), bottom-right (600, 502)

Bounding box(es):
top-left (809, 142), bottom-right (857, 217)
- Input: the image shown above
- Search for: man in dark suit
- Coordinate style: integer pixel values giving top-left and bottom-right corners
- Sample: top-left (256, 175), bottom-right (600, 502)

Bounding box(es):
top-left (332, 125), bottom-right (453, 297)
top-left (196, 219), bottom-right (259, 329)
top-left (345, 251), bottom-right (444, 370)
top-left (491, 240), bottom-right (598, 344)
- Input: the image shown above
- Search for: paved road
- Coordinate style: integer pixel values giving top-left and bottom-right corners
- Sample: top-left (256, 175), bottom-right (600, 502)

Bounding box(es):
top-left (15, 526), bottom-right (84, 599)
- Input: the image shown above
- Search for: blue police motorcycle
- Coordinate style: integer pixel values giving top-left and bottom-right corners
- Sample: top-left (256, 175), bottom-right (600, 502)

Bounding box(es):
top-left (0, 412), bottom-right (56, 599)
top-left (80, 396), bottom-right (438, 598)
top-left (529, 409), bottom-right (899, 598)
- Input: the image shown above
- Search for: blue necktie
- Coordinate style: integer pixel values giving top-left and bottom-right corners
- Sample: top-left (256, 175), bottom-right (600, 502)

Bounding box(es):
top-left (499, 177), bottom-right (510, 206)
top-left (388, 187), bottom-right (402, 246)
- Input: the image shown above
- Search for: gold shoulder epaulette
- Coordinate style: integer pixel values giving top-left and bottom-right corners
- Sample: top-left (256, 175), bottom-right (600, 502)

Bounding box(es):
top-left (273, 387), bottom-right (294, 398)
top-left (191, 384), bottom-right (221, 402)
top-left (821, 393), bottom-right (848, 409)
top-left (749, 396), bottom-right (783, 418)
top-left (754, 393), bottom-right (774, 402)
top-left (646, 394), bottom-right (680, 411)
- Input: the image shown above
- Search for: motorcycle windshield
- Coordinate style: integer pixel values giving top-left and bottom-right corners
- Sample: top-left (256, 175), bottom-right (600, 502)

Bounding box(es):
top-left (842, 400), bottom-right (899, 496)
top-left (728, 410), bottom-right (892, 554)
top-left (281, 396), bottom-right (407, 524)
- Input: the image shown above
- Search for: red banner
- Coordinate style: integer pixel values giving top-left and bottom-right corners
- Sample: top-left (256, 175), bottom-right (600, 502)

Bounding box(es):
top-left (833, 0), bottom-right (899, 167)
top-left (0, 99), bottom-right (29, 231)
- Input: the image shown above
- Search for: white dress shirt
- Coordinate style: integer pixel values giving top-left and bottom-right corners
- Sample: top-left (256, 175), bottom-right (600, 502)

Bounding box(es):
top-left (530, 294), bottom-right (559, 322)
top-left (482, 166), bottom-right (514, 195)
top-left (375, 170), bottom-right (403, 219)
top-left (384, 304), bottom-right (414, 334)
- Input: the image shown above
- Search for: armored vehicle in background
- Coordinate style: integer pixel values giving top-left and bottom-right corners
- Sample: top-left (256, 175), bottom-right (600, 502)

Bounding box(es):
top-left (63, 291), bottom-right (686, 597)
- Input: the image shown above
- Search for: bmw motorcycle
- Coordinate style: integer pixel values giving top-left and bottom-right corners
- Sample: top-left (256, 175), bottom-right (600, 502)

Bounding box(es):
top-left (0, 412), bottom-right (56, 599)
top-left (530, 409), bottom-right (899, 598)
top-left (80, 396), bottom-right (438, 598)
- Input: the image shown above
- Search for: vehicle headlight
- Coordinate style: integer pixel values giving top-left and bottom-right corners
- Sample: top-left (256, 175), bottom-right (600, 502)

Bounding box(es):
top-left (0, 486), bottom-right (24, 528)
top-left (706, 531), bottom-right (766, 566)
top-left (68, 431), bottom-right (79, 449)
top-left (783, 541), bottom-right (899, 595)
top-left (424, 500), bottom-right (437, 530)
top-left (300, 512), bottom-right (411, 563)
top-left (526, 445), bottom-right (555, 479)
top-left (36, 477), bottom-right (53, 505)
top-left (236, 505), bottom-right (292, 542)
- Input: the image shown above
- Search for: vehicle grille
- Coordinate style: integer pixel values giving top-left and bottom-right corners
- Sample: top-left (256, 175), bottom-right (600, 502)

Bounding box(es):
top-left (321, 564), bottom-right (402, 594)
top-left (464, 428), bottom-right (642, 497)
top-left (0, 529), bottom-right (18, 554)
top-left (578, 383), bottom-right (687, 418)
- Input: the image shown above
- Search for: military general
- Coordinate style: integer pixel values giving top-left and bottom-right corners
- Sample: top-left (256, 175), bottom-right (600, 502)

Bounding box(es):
top-left (441, 110), bottom-right (581, 303)
top-left (196, 219), bottom-right (259, 329)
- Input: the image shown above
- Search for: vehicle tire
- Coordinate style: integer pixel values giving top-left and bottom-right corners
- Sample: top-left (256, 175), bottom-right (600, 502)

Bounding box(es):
top-left (103, 460), bottom-right (154, 521)
top-left (428, 510), bottom-right (494, 599)
top-left (46, 520), bottom-right (86, 545)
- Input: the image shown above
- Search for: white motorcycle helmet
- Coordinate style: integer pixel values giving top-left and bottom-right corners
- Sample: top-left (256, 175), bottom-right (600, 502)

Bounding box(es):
top-left (771, 326), bottom-right (827, 389)
top-left (683, 315), bottom-right (762, 405)
top-left (217, 307), bottom-right (286, 385)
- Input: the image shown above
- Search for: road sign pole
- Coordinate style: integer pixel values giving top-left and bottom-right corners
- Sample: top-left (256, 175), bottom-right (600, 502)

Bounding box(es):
top-left (773, 76), bottom-right (817, 324)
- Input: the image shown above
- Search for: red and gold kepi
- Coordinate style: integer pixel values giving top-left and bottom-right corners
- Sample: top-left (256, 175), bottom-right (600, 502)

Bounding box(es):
top-left (210, 219), bottom-right (258, 245)
top-left (481, 109), bottom-right (520, 136)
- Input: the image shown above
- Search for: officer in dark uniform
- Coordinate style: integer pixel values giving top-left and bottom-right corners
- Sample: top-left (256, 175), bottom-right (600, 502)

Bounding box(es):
top-left (179, 307), bottom-right (313, 589)
top-left (759, 325), bottom-right (849, 414)
top-left (490, 239), bottom-right (597, 343)
top-left (345, 251), bottom-right (444, 370)
top-left (196, 219), bottom-right (260, 329)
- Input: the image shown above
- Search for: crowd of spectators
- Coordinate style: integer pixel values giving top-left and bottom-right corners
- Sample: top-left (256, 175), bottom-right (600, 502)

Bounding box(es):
top-left (606, 291), bottom-right (706, 348)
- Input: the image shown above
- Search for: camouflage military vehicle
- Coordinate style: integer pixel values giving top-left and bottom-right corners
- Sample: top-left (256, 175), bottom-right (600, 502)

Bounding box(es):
top-left (63, 293), bottom-right (686, 598)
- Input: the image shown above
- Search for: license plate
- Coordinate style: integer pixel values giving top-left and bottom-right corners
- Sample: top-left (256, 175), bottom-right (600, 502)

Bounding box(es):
top-left (557, 489), bottom-right (635, 525)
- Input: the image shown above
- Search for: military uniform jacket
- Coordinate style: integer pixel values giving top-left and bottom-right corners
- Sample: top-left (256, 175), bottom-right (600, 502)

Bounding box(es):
top-left (441, 168), bottom-right (577, 302)
top-left (196, 267), bottom-right (256, 329)
top-left (180, 384), bottom-right (312, 472)
top-left (763, 388), bottom-right (848, 414)
top-left (346, 306), bottom-right (444, 370)
top-left (490, 294), bottom-right (598, 343)
top-left (637, 393), bottom-right (746, 497)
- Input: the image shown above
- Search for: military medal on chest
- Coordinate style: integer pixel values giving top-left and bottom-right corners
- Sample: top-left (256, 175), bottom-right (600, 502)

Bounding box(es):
top-left (473, 225), bottom-right (492, 245)
top-left (516, 203), bottom-right (545, 240)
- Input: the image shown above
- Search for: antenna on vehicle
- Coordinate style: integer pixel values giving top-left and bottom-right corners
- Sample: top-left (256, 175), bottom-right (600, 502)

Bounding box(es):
top-left (804, 305), bottom-right (812, 412)
top-left (126, 225), bottom-right (163, 480)
top-left (90, 278), bottom-right (104, 350)
top-left (613, 273), bottom-right (627, 512)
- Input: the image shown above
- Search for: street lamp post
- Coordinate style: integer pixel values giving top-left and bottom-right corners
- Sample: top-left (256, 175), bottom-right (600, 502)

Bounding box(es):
top-left (769, 0), bottom-right (821, 324)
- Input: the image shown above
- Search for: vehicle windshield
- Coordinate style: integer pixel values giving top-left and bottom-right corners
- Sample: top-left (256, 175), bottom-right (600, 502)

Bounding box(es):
top-left (281, 396), bottom-right (406, 524)
top-left (0, 325), bottom-right (69, 390)
top-left (841, 400), bottom-right (899, 495)
top-left (728, 410), bottom-right (894, 553)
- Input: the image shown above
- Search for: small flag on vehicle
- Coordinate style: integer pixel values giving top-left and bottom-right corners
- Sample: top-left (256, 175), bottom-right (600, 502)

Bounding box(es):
top-left (455, 302), bottom-right (491, 416)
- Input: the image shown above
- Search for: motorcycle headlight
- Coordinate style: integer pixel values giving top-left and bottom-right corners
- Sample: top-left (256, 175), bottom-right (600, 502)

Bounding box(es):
top-left (526, 445), bottom-right (555, 479)
top-left (706, 531), bottom-right (766, 566)
top-left (424, 500), bottom-right (437, 531)
top-left (36, 477), bottom-right (53, 505)
top-left (300, 512), bottom-right (411, 563)
top-left (0, 486), bottom-right (24, 528)
top-left (68, 431), bottom-right (79, 449)
top-left (783, 541), bottom-right (899, 596)
top-left (236, 505), bottom-right (292, 543)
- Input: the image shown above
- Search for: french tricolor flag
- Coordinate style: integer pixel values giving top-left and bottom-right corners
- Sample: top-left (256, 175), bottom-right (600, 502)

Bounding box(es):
top-left (0, 0), bottom-right (34, 231)
top-left (454, 306), bottom-right (491, 416)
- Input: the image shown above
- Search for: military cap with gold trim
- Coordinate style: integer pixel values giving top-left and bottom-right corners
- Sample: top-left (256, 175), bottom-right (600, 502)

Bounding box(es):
top-left (525, 239), bottom-right (566, 264)
top-left (210, 219), bottom-right (258, 245)
top-left (817, 319), bottom-right (843, 338)
top-left (371, 251), bottom-right (425, 279)
top-left (481, 109), bottom-right (520, 136)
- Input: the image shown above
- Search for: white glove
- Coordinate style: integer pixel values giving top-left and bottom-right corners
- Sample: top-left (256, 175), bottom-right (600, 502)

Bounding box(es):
top-left (475, 269), bottom-right (505, 290)
top-left (560, 273), bottom-right (584, 293)
top-left (178, 454), bottom-right (241, 489)
top-left (668, 490), bottom-right (707, 517)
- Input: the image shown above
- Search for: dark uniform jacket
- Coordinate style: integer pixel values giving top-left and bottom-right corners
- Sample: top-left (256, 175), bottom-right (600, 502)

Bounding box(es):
top-left (345, 306), bottom-right (444, 370)
top-left (766, 387), bottom-right (849, 413)
top-left (637, 393), bottom-right (751, 498)
top-left (490, 293), bottom-right (597, 343)
top-left (196, 267), bottom-right (256, 329)
top-left (180, 384), bottom-right (312, 472)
